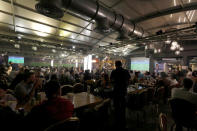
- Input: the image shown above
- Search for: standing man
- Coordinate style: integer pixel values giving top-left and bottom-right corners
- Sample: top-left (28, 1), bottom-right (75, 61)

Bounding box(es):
top-left (110, 61), bottom-right (130, 130)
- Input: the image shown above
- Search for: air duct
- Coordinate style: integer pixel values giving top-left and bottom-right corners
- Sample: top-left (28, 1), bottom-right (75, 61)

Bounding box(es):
top-left (35, 0), bottom-right (147, 40)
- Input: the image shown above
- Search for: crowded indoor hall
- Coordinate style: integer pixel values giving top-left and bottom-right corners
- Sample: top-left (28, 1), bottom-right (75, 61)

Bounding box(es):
top-left (1, 0), bottom-right (197, 131)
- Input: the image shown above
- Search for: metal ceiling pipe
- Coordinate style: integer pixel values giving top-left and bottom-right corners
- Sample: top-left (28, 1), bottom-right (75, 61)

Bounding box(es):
top-left (36, 0), bottom-right (147, 39)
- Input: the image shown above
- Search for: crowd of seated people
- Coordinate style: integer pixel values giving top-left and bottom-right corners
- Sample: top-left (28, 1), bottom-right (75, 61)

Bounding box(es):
top-left (0, 65), bottom-right (112, 130)
top-left (23, 81), bottom-right (74, 131)
top-left (0, 62), bottom-right (197, 130)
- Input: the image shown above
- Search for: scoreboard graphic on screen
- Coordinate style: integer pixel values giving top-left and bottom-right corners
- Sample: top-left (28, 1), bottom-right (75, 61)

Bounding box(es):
top-left (8, 56), bottom-right (24, 64)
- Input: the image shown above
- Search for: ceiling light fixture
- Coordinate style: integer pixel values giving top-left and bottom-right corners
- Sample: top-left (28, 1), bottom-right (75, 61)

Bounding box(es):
top-left (14, 44), bottom-right (20, 49)
top-left (61, 54), bottom-right (66, 57)
top-left (17, 36), bottom-right (22, 39)
top-left (165, 40), bottom-right (171, 44)
top-left (170, 46), bottom-right (176, 51)
top-left (154, 49), bottom-right (158, 54)
top-left (175, 50), bottom-right (180, 55)
top-left (52, 49), bottom-right (56, 53)
top-left (172, 41), bottom-right (178, 46)
top-left (32, 46), bottom-right (37, 51)
top-left (180, 47), bottom-right (184, 51)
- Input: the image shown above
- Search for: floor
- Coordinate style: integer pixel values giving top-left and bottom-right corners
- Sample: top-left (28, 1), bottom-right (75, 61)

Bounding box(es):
top-left (77, 100), bottom-right (189, 131)
top-left (125, 102), bottom-right (189, 131)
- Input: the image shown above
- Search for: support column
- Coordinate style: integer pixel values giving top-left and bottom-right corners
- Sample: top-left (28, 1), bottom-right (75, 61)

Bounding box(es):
top-left (182, 56), bottom-right (189, 67)
top-left (149, 56), bottom-right (154, 74)
top-left (125, 56), bottom-right (131, 70)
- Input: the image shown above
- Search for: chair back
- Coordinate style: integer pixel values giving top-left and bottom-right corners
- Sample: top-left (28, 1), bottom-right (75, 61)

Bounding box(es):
top-left (95, 98), bottom-right (110, 113)
top-left (169, 98), bottom-right (196, 124)
top-left (73, 83), bottom-right (84, 93)
top-left (127, 90), bottom-right (147, 109)
top-left (94, 99), bottom-right (111, 130)
top-left (86, 80), bottom-right (94, 85)
top-left (157, 86), bottom-right (165, 98)
top-left (44, 117), bottom-right (80, 131)
top-left (147, 88), bottom-right (155, 102)
top-left (139, 89), bottom-right (148, 106)
top-left (61, 85), bottom-right (73, 96)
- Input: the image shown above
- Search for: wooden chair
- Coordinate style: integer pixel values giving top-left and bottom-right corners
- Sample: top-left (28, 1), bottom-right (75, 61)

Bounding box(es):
top-left (94, 98), bottom-right (111, 130)
top-left (61, 85), bottom-right (73, 96)
top-left (152, 86), bottom-right (165, 114)
top-left (44, 117), bottom-right (80, 131)
top-left (86, 80), bottom-right (94, 85)
top-left (73, 83), bottom-right (84, 93)
top-left (126, 90), bottom-right (148, 126)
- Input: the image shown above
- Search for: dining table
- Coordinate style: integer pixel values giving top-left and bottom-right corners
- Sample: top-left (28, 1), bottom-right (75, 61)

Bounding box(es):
top-left (16, 92), bottom-right (103, 113)
top-left (62, 92), bottom-right (103, 110)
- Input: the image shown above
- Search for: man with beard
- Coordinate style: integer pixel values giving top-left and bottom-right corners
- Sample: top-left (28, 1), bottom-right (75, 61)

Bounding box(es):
top-left (15, 71), bottom-right (41, 105)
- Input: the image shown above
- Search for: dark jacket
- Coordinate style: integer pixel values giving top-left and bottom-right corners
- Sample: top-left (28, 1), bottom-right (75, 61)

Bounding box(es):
top-left (110, 67), bottom-right (130, 96)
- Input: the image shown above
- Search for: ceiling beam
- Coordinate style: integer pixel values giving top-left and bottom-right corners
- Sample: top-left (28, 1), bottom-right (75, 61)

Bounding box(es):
top-left (2, 0), bottom-right (94, 26)
top-left (178, 0), bottom-right (191, 25)
top-left (0, 21), bottom-right (92, 48)
top-left (10, 0), bottom-right (16, 32)
top-left (144, 22), bottom-right (195, 32)
top-left (133, 2), bottom-right (197, 23)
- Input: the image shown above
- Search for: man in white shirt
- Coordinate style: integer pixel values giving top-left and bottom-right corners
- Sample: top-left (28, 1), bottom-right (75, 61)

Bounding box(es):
top-left (187, 68), bottom-right (193, 78)
top-left (171, 78), bottom-right (197, 106)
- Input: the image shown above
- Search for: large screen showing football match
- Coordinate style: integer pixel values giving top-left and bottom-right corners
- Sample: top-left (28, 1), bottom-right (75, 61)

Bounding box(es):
top-left (131, 57), bottom-right (150, 71)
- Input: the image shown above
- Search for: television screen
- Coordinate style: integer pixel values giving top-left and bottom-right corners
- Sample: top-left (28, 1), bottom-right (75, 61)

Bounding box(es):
top-left (131, 57), bottom-right (150, 71)
top-left (8, 56), bottom-right (24, 64)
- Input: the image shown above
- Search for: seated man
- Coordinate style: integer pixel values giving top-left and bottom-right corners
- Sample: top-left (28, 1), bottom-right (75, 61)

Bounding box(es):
top-left (24, 81), bottom-right (74, 131)
top-left (171, 78), bottom-right (197, 106)
top-left (0, 85), bottom-right (16, 111)
top-left (0, 82), bottom-right (21, 131)
top-left (15, 71), bottom-right (41, 105)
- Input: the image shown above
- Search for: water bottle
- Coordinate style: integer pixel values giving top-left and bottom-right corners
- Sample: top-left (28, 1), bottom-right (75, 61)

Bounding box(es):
top-left (87, 85), bottom-right (90, 94)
